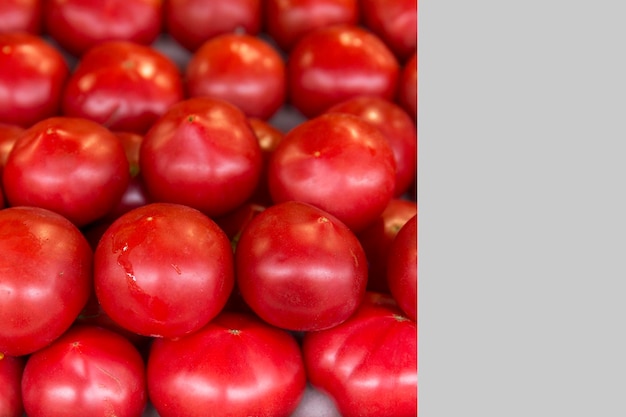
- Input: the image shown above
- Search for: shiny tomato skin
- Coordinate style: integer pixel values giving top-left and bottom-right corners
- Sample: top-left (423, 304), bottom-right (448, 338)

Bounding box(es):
top-left (268, 112), bottom-right (396, 232)
top-left (0, 0), bottom-right (42, 34)
top-left (357, 198), bottom-right (417, 293)
top-left (140, 97), bottom-right (263, 217)
top-left (44, 0), bottom-right (163, 57)
top-left (327, 95), bottom-right (417, 196)
top-left (287, 24), bottom-right (399, 118)
top-left (0, 33), bottom-right (69, 127)
top-left (0, 206), bottom-right (93, 357)
top-left (94, 203), bottom-right (234, 338)
top-left (303, 292), bottom-right (418, 417)
top-left (2, 117), bottom-right (130, 227)
top-left (264, 0), bottom-right (359, 52)
top-left (147, 311), bottom-right (306, 417)
top-left (21, 325), bottom-right (147, 417)
top-left (62, 41), bottom-right (184, 134)
top-left (235, 201), bottom-right (368, 331)
top-left (186, 33), bottom-right (286, 120)
top-left (360, 0), bottom-right (417, 62)
top-left (387, 213), bottom-right (417, 321)
top-left (0, 353), bottom-right (24, 417)
top-left (398, 51), bottom-right (417, 119)
top-left (165, 0), bottom-right (261, 52)
top-left (0, 123), bottom-right (23, 177)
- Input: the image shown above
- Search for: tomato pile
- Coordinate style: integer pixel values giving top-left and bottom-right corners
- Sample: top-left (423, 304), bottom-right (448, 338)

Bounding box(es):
top-left (0, 1), bottom-right (417, 416)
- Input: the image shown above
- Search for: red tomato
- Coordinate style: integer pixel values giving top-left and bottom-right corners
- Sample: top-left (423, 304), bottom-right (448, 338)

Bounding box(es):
top-left (0, 206), bottom-right (92, 357)
top-left (0, 33), bottom-right (69, 127)
top-left (114, 131), bottom-right (144, 177)
top-left (360, 0), bottom-right (417, 62)
top-left (140, 97), bottom-right (263, 217)
top-left (387, 213), bottom-right (417, 321)
top-left (62, 41), bottom-right (184, 134)
top-left (357, 198), bottom-right (417, 293)
top-left (327, 95), bottom-right (417, 196)
top-left (268, 112), bottom-right (396, 232)
top-left (247, 117), bottom-right (285, 205)
top-left (287, 24), bottom-right (399, 118)
top-left (0, 0), bottom-right (42, 34)
top-left (94, 203), bottom-right (234, 338)
top-left (235, 201), bottom-right (368, 331)
top-left (44, 0), bottom-right (163, 57)
top-left (186, 33), bottom-right (286, 120)
top-left (164, 0), bottom-right (261, 52)
top-left (2, 117), bottom-right (130, 227)
top-left (0, 353), bottom-right (24, 417)
top-left (264, 0), bottom-right (359, 52)
top-left (21, 325), bottom-right (147, 417)
top-left (0, 123), bottom-right (23, 176)
top-left (398, 50), bottom-right (417, 119)
top-left (303, 292), bottom-right (418, 417)
top-left (147, 311), bottom-right (306, 417)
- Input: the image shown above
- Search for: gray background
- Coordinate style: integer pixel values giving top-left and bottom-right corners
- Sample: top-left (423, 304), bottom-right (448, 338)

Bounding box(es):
top-left (420, 0), bottom-right (626, 415)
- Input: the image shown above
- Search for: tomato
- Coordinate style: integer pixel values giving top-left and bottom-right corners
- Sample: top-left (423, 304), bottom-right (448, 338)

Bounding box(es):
top-left (360, 0), bottom-right (417, 62)
top-left (21, 325), bottom-right (147, 417)
top-left (44, 0), bottom-right (163, 57)
top-left (0, 32), bottom-right (69, 127)
top-left (303, 292), bottom-right (418, 417)
top-left (164, 0), bottom-right (261, 52)
top-left (62, 41), bottom-right (184, 134)
top-left (326, 95), bottom-right (417, 196)
top-left (0, 0), bottom-right (42, 34)
top-left (186, 33), bottom-right (286, 120)
top-left (247, 117), bottom-right (285, 205)
top-left (0, 123), bottom-right (23, 177)
top-left (398, 50), bottom-right (417, 120)
top-left (0, 206), bottom-right (92, 357)
top-left (2, 117), bottom-right (130, 227)
top-left (268, 112), bottom-right (396, 232)
top-left (147, 311), bottom-right (306, 417)
top-left (287, 24), bottom-right (399, 118)
top-left (357, 198), bottom-right (417, 293)
top-left (235, 201), bottom-right (368, 331)
top-left (94, 202), bottom-right (234, 338)
top-left (264, 0), bottom-right (359, 52)
top-left (387, 213), bottom-right (417, 321)
top-left (0, 353), bottom-right (24, 417)
top-left (140, 97), bottom-right (263, 217)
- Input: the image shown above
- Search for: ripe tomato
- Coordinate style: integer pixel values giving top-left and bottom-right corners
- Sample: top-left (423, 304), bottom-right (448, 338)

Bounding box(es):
top-left (268, 112), bottom-right (396, 232)
top-left (0, 32), bottom-right (69, 127)
top-left (303, 292), bottom-right (418, 417)
top-left (0, 206), bottom-right (92, 357)
top-left (235, 201), bottom-right (368, 331)
top-left (165, 0), bottom-right (262, 52)
top-left (287, 24), bottom-right (399, 118)
top-left (357, 198), bottom-right (418, 293)
top-left (94, 203), bottom-right (234, 338)
top-left (186, 33), bottom-right (286, 120)
top-left (147, 311), bottom-right (306, 417)
top-left (62, 41), bottom-right (184, 134)
top-left (387, 213), bottom-right (417, 321)
top-left (0, 0), bottom-right (42, 34)
top-left (21, 325), bottom-right (147, 417)
top-left (0, 123), bottom-right (23, 176)
top-left (264, 0), bottom-right (359, 52)
top-left (0, 353), bottom-right (24, 417)
top-left (327, 95), bottom-right (418, 196)
top-left (140, 97), bottom-right (263, 217)
top-left (2, 117), bottom-right (130, 227)
top-left (247, 117), bottom-right (285, 205)
top-left (398, 50), bottom-right (418, 119)
top-left (360, 0), bottom-right (417, 62)
top-left (44, 0), bottom-right (163, 57)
